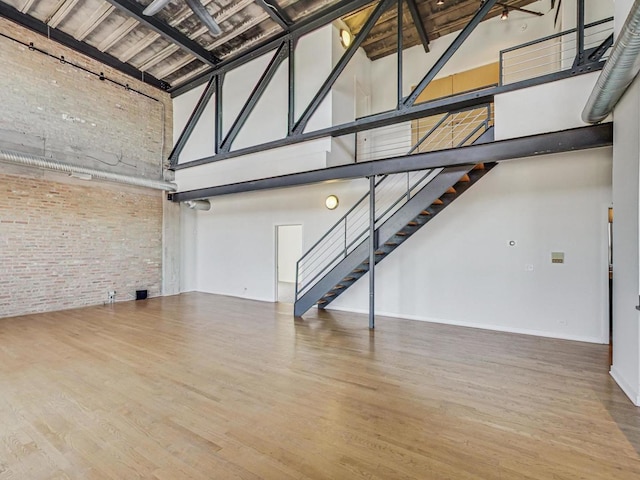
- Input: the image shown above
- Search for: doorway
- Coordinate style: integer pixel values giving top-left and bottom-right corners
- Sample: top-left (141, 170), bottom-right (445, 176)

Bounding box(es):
top-left (276, 225), bottom-right (303, 303)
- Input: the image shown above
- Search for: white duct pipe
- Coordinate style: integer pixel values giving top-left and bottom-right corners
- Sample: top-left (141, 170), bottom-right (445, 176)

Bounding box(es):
top-left (582, 0), bottom-right (640, 123)
top-left (185, 199), bottom-right (211, 210)
top-left (0, 148), bottom-right (177, 191)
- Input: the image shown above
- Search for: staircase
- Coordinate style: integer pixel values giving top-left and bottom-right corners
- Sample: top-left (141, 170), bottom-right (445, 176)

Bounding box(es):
top-left (294, 105), bottom-right (496, 317)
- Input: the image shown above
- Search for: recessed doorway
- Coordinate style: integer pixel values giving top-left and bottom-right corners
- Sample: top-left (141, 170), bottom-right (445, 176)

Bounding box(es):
top-left (276, 224), bottom-right (302, 303)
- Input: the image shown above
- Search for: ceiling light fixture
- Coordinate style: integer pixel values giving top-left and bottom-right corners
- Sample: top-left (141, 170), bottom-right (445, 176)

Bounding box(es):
top-left (325, 195), bottom-right (339, 210)
top-left (501, 7), bottom-right (509, 20)
top-left (436, 0), bottom-right (444, 5)
top-left (340, 29), bottom-right (353, 49)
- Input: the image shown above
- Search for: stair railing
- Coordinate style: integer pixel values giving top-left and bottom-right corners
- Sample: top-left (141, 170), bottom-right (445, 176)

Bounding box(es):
top-left (295, 103), bottom-right (493, 302)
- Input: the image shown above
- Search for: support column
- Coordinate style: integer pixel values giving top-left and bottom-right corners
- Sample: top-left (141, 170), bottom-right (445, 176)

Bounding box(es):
top-left (369, 175), bottom-right (375, 329)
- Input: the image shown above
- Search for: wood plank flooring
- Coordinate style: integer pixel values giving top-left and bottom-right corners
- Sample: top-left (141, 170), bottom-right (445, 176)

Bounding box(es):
top-left (0, 292), bottom-right (639, 479)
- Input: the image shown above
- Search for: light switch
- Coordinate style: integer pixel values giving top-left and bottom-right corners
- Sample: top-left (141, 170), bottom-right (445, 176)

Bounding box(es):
top-left (552, 252), bottom-right (564, 264)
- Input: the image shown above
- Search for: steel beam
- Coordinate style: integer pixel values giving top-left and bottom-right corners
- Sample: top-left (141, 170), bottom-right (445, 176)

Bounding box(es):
top-left (576, 0), bottom-right (585, 66)
top-left (397, 0), bottom-right (404, 107)
top-left (587, 33), bottom-right (614, 62)
top-left (406, 0), bottom-right (429, 53)
top-left (293, 0), bottom-right (395, 134)
top-left (287, 38), bottom-right (296, 135)
top-left (403, 0), bottom-right (497, 108)
top-left (168, 0), bottom-right (379, 96)
top-left (215, 73), bottom-right (224, 152)
top-left (0, 2), bottom-right (167, 90)
top-left (220, 42), bottom-right (288, 152)
top-left (172, 65), bottom-right (604, 170)
top-left (255, 0), bottom-right (292, 30)
top-left (169, 123), bottom-right (613, 202)
top-left (169, 76), bottom-right (216, 164)
top-left (104, 0), bottom-right (220, 66)
top-left (368, 175), bottom-right (376, 330)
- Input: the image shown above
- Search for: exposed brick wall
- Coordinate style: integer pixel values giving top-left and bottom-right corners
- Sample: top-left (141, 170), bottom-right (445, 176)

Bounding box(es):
top-left (0, 174), bottom-right (163, 318)
top-left (0, 19), bottom-right (172, 318)
top-left (0, 17), bottom-right (172, 177)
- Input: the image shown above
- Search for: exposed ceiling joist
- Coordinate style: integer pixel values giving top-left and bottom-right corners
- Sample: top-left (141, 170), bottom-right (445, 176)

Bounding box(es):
top-left (103, 0), bottom-right (220, 66)
top-left (74, 3), bottom-right (115, 41)
top-left (254, 0), bottom-right (292, 30)
top-left (46, 0), bottom-right (81, 28)
top-left (19, 0), bottom-right (35, 14)
top-left (97, 17), bottom-right (138, 51)
top-left (119, 31), bottom-right (160, 62)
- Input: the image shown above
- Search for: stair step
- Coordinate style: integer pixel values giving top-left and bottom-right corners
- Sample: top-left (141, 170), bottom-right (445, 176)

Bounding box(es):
top-left (419, 210), bottom-right (431, 216)
top-left (332, 285), bottom-right (346, 290)
top-left (353, 268), bottom-right (366, 273)
top-left (396, 232), bottom-right (409, 237)
top-left (374, 250), bottom-right (385, 255)
top-left (446, 187), bottom-right (456, 194)
top-left (324, 293), bottom-right (336, 298)
top-left (384, 242), bottom-right (398, 247)
top-left (343, 276), bottom-right (356, 282)
top-left (459, 173), bottom-right (470, 182)
top-left (407, 221), bottom-right (418, 227)
top-left (432, 199), bottom-right (444, 205)
top-left (473, 163), bottom-right (485, 170)
top-left (317, 300), bottom-right (328, 305)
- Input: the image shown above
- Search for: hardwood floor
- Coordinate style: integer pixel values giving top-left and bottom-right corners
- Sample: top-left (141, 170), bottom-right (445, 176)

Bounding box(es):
top-left (1, 292), bottom-right (639, 479)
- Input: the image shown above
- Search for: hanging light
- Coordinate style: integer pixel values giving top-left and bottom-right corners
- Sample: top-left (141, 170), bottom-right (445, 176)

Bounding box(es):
top-left (501, 7), bottom-right (509, 20)
top-left (436, 0), bottom-right (444, 5)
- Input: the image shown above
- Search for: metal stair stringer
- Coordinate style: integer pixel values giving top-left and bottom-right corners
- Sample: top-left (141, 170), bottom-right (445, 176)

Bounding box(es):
top-left (293, 164), bottom-right (488, 317)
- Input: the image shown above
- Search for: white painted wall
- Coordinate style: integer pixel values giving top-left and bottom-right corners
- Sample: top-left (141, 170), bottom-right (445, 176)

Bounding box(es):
top-left (187, 180), bottom-right (368, 301)
top-left (277, 225), bottom-right (302, 283)
top-left (608, 0), bottom-right (640, 406)
top-left (494, 72), bottom-right (601, 140)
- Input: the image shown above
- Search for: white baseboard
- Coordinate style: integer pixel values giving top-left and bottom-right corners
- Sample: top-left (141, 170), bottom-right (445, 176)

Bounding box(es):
top-left (326, 305), bottom-right (607, 344)
top-left (610, 367), bottom-right (640, 406)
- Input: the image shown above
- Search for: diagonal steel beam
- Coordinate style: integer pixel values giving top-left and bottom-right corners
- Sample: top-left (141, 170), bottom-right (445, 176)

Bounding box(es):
top-left (168, 0), bottom-right (379, 96)
top-left (169, 124), bottom-right (613, 202)
top-left (220, 42), bottom-right (289, 152)
top-left (293, 0), bottom-right (395, 134)
top-left (169, 76), bottom-right (217, 166)
top-left (104, 0), bottom-right (220, 66)
top-left (0, 1), bottom-right (166, 90)
top-left (255, 0), bottom-right (292, 30)
top-left (403, 0), bottom-right (497, 108)
top-left (405, 0), bottom-right (429, 53)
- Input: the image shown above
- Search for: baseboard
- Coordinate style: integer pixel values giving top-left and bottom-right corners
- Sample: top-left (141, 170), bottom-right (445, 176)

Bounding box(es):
top-left (192, 288), bottom-right (274, 304)
top-left (325, 305), bottom-right (607, 344)
top-left (610, 367), bottom-right (640, 406)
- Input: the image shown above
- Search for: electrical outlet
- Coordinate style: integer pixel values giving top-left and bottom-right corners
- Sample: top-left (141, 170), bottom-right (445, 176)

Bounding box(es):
top-left (108, 291), bottom-right (116, 303)
top-left (525, 264), bottom-right (534, 271)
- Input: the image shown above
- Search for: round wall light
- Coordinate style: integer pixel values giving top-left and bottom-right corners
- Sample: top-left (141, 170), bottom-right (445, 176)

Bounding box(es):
top-left (325, 195), bottom-right (339, 210)
top-left (340, 29), bottom-right (353, 49)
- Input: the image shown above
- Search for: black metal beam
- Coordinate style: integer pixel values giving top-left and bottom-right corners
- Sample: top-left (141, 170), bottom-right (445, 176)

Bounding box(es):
top-left (293, 0), bottom-right (395, 134)
top-left (255, 0), bottom-right (292, 30)
top-left (169, 76), bottom-right (216, 164)
top-left (0, 2), bottom-right (167, 90)
top-left (403, 0), bottom-right (497, 108)
top-left (287, 38), bottom-right (296, 135)
top-left (406, 0), bottom-right (429, 53)
top-left (169, 123), bottom-right (613, 202)
top-left (397, 0), bottom-right (404, 107)
top-left (104, 0), bottom-right (220, 66)
top-left (215, 73), bottom-right (224, 153)
top-left (168, 0), bottom-right (378, 97)
top-left (587, 33), bottom-right (614, 62)
top-left (172, 64), bottom-right (604, 170)
top-left (219, 42), bottom-right (289, 152)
